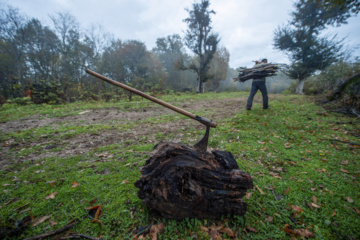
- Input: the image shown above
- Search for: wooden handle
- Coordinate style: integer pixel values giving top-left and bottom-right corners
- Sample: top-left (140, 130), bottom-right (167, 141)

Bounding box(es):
top-left (86, 69), bottom-right (216, 128)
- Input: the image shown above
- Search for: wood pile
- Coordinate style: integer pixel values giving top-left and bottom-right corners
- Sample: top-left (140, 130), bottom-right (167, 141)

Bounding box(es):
top-left (234, 63), bottom-right (279, 82)
top-left (134, 142), bottom-right (253, 219)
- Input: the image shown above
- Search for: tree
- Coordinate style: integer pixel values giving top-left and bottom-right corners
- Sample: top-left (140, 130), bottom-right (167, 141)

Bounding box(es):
top-left (183, 0), bottom-right (219, 93)
top-left (273, 0), bottom-right (354, 94)
top-left (206, 46), bottom-right (229, 92)
top-left (0, 5), bottom-right (28, 98)
top-left (312, 0), bottom-right (360, 14)
top-left (22, 18), bottom-right (60, 82)
top-left (153, 34), bottom-right (194, 91)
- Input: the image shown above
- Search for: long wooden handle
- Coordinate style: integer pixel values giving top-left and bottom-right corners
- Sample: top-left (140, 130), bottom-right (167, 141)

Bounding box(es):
top-left (86, 69), bottom-right (216, 128)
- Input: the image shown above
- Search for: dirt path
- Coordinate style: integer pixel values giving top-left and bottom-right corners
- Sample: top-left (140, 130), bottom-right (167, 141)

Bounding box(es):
top-left (0, 96), bottom-right (261, 170)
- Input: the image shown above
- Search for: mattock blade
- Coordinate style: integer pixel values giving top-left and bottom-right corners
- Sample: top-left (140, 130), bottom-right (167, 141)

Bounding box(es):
top-left (193, 124), bottom-right (210, 152)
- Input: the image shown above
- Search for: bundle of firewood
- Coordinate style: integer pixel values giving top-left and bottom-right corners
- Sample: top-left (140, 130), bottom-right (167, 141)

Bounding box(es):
top-left (233, 63), bottom-right (279, 82)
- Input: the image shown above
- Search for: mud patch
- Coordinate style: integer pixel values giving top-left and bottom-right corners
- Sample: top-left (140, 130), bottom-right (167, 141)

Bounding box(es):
top-left (0, 96), bottom-right (257, 170)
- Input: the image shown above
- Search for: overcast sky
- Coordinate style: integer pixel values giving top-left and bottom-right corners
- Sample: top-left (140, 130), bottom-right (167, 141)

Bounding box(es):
top-left (3, 0), bottom-right (360, 68)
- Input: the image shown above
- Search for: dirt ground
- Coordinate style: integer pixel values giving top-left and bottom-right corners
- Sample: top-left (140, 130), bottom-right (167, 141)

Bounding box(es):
top-left (0, 96), bottom-right (266, 170)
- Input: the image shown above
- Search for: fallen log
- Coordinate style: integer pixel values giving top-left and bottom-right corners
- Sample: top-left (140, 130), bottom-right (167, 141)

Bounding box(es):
top-left (134, 142), bottom-right (253, 219)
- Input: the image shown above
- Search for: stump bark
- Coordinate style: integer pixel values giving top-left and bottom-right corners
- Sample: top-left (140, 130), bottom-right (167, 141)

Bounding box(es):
top-left (134, 142), bottom-right (253, 219)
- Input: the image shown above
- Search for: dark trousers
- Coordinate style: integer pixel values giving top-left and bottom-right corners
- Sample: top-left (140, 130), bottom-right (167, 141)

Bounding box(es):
top-left (246, 80), bottom-right (268, 109)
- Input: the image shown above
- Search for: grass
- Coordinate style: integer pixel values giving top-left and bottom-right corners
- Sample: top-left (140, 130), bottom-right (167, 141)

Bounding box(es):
top-left (0, 92), bottom-right (359, 239)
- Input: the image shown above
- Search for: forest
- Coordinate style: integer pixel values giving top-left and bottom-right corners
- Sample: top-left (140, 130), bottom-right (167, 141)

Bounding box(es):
top-left (1, 0), bottom-right (358, 107)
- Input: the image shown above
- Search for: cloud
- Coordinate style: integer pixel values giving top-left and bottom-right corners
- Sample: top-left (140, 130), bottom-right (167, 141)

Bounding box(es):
top-left (5, 0), bottom-right (360, 68)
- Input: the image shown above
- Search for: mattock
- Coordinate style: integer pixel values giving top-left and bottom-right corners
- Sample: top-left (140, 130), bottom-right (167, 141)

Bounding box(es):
top-left (86, 69), bottom-right (216, 152)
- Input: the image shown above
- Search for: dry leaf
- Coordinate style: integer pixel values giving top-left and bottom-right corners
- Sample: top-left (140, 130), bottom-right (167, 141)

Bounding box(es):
top-left (291, 205), bottom-right (303, 213)
top-left (346, 196), bottom-right (354, 203)
top-left (220, 227), bottom-right (235, 237)
top-left (331, 210), bottom-right (336, 217)
top-left (246, 226), bottom-right (258, 233)
top-left (283, 188), bottom-right (290, 195)
top-left (209, 228), bottom-right (222, 240)
top-left (32, 215), bottom-right (51, 227)
top-left (72, 181), bottom-right (80, 188)
top-left (340, 169), bottom-right (349, 173)
top-left (89, 199), bottom-right (97, 206)
top-left (265, 216), bottom-right (274, 222)
top-left (294, 228), bottom-right (315, 238)
top-left (341, 160), bottom-right (349, 165)
top-left (49, 219), bottom-right (58, 227)
top-left (246, 192), bottom-right (253, 200)
top-left (256, 185), bottom-right (265, 195)
top-left (149, 223), bottom-right (164, 240)
top-left (312, 196), bottom-right (317, 203)
top-left (311, 203), bottom-right (320, 208)
top-left (308, 179), bottom-right (313, 184)
top-left (121, 179), bottom-right (129, 184)
top-left (45, 192), bottom-right (58, 200)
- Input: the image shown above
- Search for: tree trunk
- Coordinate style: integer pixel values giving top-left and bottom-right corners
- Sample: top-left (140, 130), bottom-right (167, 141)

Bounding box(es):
top-left (295, 78), bottom-right (305, 94)
top-left (134, 142), bottom-right (253, 219)
top-left (197, 79), bottom-right (204, 93)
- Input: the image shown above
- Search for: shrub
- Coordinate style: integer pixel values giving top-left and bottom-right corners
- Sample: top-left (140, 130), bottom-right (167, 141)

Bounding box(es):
top-left (10, 97), bottom-right (33, 106)
top-left (0, 95), bottom-right (6, 106)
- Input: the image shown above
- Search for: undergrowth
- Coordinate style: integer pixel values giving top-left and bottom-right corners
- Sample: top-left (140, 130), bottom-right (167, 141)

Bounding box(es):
top-left (0, 92), bottom-right (359, 239)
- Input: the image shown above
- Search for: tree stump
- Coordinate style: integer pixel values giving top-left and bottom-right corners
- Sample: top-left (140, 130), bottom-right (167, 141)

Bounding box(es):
top-left (134, 142), bottom-right (253, 219)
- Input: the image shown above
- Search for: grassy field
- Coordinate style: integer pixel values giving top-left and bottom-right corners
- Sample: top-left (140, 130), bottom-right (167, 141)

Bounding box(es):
top-left (0, 92), bottom-right (359, 239)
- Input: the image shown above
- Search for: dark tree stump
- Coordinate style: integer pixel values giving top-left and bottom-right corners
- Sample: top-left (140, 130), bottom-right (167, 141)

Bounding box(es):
top-left (134, 142), bottom-right (253, 219)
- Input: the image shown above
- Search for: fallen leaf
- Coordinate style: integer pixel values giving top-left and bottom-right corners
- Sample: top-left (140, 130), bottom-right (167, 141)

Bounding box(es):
top-left (121, 179), bottom-right (129, 184)
top-left (308, 179), bottom-right (313, 184)
top-left (89, 199), bottom-right (97, 206)
top-left (246, 226), bottom-right (258, 233)
top-left (219, 227), bottom-right (234, 237)
top-left (283, 188), bottom-right (290, 195)
top-left (310, 187), bottom-right (316, 191)
top-left (312, 196), bottom-right (317, 203)
top-left (246, 192), bottom-right (253, 200)
top-left (256, 185), bottom-right (265, 195)
top-left (32, 215), bottom-right (51, 227)
top-left (209, 228), bottom-right (222, 240)
top-left (91, 219), bottom-right (105, 226)
top-left (265, 216), bottom-right (274, 222)
top-left (341, 160), bottom-right (349, 165)
top-left (340, 169), bottom-right (349, 173)
top-left (149, 223), bottom-right (164, 240)
top-left (72, 181), bottom-right (80, 188)
top-left (200, 225), bottom-right (209, 233)
top-left (45, 192), bottom-right (58, 200)
top-left (331, 210), bottom-right (336, 217)
top-left (294, 228), bottom-right (315, 238)
top-left (291, 205), bottom-right (303, 213)
top-left (49, 219), bottom-right (58, 227)
top-left (311, 203), bottom-right (320, 208)
top-left (346, 196), bottom-right (354, 203)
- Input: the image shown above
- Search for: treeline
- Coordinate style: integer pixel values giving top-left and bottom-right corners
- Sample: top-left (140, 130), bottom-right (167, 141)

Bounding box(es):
top-left (0, 6), bottom-right (231, 104)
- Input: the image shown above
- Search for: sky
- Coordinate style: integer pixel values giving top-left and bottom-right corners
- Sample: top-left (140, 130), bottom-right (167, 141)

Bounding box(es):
top-left (2, 0), bottom-right (360, 68)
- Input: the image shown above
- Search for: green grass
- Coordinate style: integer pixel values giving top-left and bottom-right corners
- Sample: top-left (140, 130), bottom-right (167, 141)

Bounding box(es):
top-left (0, 92), bottom-right (359, 239)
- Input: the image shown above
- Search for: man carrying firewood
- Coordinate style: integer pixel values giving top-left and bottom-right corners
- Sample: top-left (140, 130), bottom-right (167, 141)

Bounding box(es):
top-left (245, 58), bottom-right (269, 110)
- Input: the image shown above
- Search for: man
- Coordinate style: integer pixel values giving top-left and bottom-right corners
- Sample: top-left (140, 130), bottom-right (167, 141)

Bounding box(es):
top-left (245, 58), bottom-right (269, 110)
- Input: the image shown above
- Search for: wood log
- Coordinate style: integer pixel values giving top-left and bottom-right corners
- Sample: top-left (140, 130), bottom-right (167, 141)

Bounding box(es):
top-left (134, 142), bottom-right (253, 219)
top-left (233, 64), bottom-right (279, 82)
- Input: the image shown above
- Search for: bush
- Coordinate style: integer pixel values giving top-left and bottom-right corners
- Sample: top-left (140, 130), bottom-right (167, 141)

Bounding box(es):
top-left (9, 97), bottom-right (33, 106)
top-left (0, 95), bottom-right (6, 106)
top-left (30, 82), bottom-right (64, 104)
